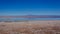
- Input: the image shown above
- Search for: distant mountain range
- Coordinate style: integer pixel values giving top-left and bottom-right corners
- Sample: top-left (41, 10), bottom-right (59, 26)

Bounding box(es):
top-left (0, 15), bottom-right (60, 18)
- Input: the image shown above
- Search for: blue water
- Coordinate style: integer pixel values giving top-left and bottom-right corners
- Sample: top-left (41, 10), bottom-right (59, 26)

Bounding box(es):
top-left (0, 18), bottom-right (60, 20)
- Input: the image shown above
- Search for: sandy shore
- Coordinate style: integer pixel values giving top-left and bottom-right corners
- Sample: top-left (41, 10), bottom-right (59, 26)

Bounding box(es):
top-left (0, 20), bottom-right (60, 34)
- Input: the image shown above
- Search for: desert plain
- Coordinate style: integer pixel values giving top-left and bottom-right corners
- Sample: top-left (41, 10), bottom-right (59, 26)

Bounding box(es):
top-left (0, 20), bottom-right (60, 34)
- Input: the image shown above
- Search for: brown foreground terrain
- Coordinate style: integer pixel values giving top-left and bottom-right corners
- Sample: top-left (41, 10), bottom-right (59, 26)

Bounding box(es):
top-left (0, 20), bottom-right (60, 34)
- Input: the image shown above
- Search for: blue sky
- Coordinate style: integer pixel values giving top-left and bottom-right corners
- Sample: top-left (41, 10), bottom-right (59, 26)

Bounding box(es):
top-left (0, 0), bottom-right (60, 16)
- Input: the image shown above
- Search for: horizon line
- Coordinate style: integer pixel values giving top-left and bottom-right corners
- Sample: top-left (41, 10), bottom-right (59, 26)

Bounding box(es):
top-left (0, 15), bottom-right (60, 18)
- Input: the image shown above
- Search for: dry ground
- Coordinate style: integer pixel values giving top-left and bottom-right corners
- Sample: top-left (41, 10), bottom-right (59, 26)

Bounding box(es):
top-left (0, 20), bottom-right (60, 34)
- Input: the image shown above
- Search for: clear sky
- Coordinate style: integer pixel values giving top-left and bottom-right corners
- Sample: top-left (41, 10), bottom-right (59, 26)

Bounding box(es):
top-left (0, 0), bottom-right (60, 16)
